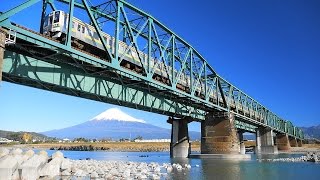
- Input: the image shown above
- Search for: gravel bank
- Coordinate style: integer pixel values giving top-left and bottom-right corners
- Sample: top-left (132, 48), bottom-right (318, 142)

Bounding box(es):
top-left (262, 152), bottom-right (320, 163)
top-left (0, 148), bottom-right (193, 179)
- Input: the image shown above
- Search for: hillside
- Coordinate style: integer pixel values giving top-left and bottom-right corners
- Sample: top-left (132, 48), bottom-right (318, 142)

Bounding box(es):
top-left (0, 130), bottom-right (53, 142)
top-left (300, 125), bottom-right (320, 139)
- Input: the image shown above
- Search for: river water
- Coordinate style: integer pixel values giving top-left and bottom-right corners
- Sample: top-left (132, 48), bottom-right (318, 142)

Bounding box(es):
top-left (43, 150), bottom-right (320, 180)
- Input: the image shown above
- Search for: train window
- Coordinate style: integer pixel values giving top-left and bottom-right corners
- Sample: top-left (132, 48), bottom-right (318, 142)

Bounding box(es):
top-left (77, 24), bottom-right (81, 32)
top-left (54, 11), bottom-right (60, 23)
top-left (72, 22), bottom-right (74, 28)
top-left (49, 15), bottom-right (53, 25)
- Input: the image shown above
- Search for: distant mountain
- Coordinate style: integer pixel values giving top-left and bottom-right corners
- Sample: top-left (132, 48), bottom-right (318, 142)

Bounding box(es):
top-left (42, 108), bottom-right (200, 140)
top-left (0, 130), bottom-right (53, 141)
top-left (300, 124), bottom-right (320, 139)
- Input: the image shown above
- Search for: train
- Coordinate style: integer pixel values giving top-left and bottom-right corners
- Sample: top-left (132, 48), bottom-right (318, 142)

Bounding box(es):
top-left (42, 10), bottom-right (303, 139)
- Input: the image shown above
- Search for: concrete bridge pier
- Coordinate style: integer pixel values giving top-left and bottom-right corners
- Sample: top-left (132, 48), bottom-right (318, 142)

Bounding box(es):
top-left (167, 117), bottom-right (191, 158)
top-left (201, 112), bottom-right (240, 154)
top-left (0, 28), bottom-right (6, 82)
top-left (256, 128), bottom-right (278, 154)
top-left (238, 131), bottom-right (246, 154)
top-left (298, 139), bottom-right (303, 147)
top-left (276, 134), bottom-right (291, 151)
top-left (289, 137), bottom-right (298, 147)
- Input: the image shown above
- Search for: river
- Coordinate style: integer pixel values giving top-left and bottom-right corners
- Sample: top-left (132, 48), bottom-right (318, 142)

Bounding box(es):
top-left (38, 150), bottom-right (320, 180)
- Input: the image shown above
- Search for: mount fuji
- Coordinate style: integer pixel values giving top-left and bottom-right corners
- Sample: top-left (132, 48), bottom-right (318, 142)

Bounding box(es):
top-left (42, 108), bottom-right (200, 140)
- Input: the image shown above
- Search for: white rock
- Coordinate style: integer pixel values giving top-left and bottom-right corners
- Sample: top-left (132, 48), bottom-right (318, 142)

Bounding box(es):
top-left (90, 171), bottom-right (99, 178)
top-left (24, 149), bottom-right (35, 157)
top-left (123, 169), bottom-right (131, 177)
top-left (109, 168), bottom-right (118, 176)
top-left (61, 169), bottom-right (71, 176)
top-left (176, 164), bottom-right (182, 171)
top-left (154, 166), bottom-right (161, 173)
top-left (74, 169), bottom-right (87, 177)
top-left (151, 174), bottom-right (160, 180)
top-left (12, 168), bottom-right (20, 180)
top-left (61, 158), bottom-right (72, 170)
top-left (96, 168), bottom-right (104, 175)
top-left (104, 173), bottom-right (113, 180)
top-left (52, 151), bottom-right (64, 159)
top-left (141, 168), bottom-right (148, 174)
top-left (20, 154), bottom-right (48, 180)
top-left (0, 148), bottom-right (9, 158)
top-left (39, 157), bottom-right (63, 178)
top-left (0, 155), bottom-right (19, 180)
top-left (10, 148), bottom-right (23, 155)
top-left (22, 150), bottom-right (35, 162)
top-left (166, 166), bottom-right (173, 173)
top-left (139, 174), bottom-right (148, 179)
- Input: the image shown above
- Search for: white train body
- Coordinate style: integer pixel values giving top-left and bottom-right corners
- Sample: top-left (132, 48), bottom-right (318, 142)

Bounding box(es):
top-left (42, 11), bottom-right (218, 102)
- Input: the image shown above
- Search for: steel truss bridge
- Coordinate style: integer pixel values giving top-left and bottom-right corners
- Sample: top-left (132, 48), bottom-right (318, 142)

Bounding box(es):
top-left (0, 0), bottom-right (303, 139)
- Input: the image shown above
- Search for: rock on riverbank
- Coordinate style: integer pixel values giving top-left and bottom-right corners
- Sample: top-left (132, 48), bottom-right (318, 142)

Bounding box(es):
top-left (263, 152), bottom-right (320, 163)
top-left (0, 148), bottom-right (192, 179)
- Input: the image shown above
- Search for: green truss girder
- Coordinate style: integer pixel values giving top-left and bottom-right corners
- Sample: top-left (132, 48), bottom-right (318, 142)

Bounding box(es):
top-left (0, 0), bottom-right (304, 139)
top-left (2, 50), bottom-right (206, 120)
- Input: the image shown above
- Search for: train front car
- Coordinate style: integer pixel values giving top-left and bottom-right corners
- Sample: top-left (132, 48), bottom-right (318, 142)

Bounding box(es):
top-left (43, 11), bottom-right (65, 38)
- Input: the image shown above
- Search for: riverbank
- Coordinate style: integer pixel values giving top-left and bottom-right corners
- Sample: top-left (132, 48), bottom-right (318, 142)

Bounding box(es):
top-left (4, 142), bottom-right (201, 152)
top-left (3, 142), bottom-right (320, 154)
top-left (278, 144), bottom-right (320, 154)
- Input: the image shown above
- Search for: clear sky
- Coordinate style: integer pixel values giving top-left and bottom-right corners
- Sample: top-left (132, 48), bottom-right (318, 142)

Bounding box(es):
top-left (0, 0), bottom-right (319, 133)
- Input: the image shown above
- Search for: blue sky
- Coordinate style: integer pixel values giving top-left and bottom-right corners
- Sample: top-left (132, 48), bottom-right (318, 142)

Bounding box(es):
top-left (0, 0), bottom-right (319, 132)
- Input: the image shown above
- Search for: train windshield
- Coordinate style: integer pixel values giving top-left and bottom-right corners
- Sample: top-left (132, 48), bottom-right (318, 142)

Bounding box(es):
top-left (54, 11), bottom-right (60, 23)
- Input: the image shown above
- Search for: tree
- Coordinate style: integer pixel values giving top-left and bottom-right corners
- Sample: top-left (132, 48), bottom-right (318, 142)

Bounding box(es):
top-left (22, 133), bottom-right (32, 143)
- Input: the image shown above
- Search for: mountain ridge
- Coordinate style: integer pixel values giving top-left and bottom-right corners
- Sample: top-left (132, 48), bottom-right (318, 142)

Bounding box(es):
top-left (300, 124), bottom-right (320, 139)
top-left (42, 108), bottom-right (200, 140)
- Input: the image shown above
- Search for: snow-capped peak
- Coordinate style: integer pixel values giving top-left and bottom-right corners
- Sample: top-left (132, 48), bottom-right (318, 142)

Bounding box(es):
top-left (91, 108), bottom-right (146, 123)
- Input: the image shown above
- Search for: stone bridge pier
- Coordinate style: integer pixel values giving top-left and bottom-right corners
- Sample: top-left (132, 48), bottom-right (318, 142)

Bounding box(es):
top-left (201, 112), bottom-right (240, 154)
top-left (167, 117), bottom-right (191, 158)
top-left (276, 134), bottom-right (291, 151)
top-left (298, 139), bottom-right (303, 147)
top-left (289, 137), bottom-right (298, 147)
top-left (256, 128), bottom-right (278, 154)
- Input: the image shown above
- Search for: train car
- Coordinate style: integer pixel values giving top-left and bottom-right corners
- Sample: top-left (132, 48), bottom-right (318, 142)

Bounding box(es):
top-left (42, 11), bottom-right (207, 96)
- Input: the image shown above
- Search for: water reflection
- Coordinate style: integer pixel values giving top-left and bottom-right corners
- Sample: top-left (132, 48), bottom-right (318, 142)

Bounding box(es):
top-left (201, 159), bottom-right (241, 180)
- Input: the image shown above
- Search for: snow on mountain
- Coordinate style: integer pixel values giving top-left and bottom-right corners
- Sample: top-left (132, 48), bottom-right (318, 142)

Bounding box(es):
top-left (91, 108), bottom-right (146, 123)
top-left (41, 108), bottom-right (200, 140)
